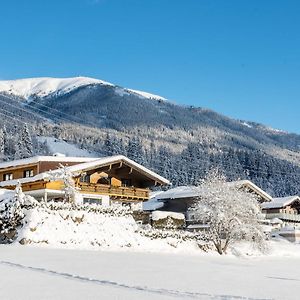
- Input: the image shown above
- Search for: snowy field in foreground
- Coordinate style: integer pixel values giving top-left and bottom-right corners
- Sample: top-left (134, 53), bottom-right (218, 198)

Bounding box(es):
top-left (0, 245), bottom-right (300, 300)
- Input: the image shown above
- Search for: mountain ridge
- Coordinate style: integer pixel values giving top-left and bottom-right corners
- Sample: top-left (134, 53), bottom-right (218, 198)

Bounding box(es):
top-left (0, 76), bottom-right (166, 102)
top-left (1, 76), bottom-right (300, 196)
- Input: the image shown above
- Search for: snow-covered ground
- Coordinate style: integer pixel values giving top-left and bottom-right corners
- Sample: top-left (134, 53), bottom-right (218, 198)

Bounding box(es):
top-left (38, 136), bottom-right (98, 157)
top-left (0, 244), bottom-right (300, 300)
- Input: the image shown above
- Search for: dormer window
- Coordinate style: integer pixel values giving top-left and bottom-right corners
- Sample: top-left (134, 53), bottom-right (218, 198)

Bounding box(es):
top-left (3, 173), bottom-right (13, 181)
top-left (24, 169), bottom-right (34, 178)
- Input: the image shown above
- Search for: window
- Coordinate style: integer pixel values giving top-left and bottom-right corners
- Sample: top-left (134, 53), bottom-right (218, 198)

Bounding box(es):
top-left (83, 198), bottom-right (102, 205)
top-left (121, 178), bottom-right (132, 187)
top-left (97, 176), bottom-right (111, 185)
top-left (23, 169), bottom-right (34, 178)
top-left (3, 173), bottom-right (13, 181)
top-left (80, 174), bottom-right (90, 183)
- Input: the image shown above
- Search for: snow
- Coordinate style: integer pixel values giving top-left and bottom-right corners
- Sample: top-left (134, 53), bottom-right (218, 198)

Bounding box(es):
top-left (0, 188), bottom-right (14, 200)
top-left (0, 155), bottom-right (98, 170)
top-left (261, 196), bottom-right (300, 209)
top-left (143, 197), bottom-right (165, 211)
top-left (0, 76), bottom-right (168, 103)
top-left (15, 204), bottom-right (198, 253)
top-left (228, 180), bottom-right (273, 202)
top-left (114, 86), bottom-right (166, 101)
top-left (0, 155), bottom-right (170, 188)
top-left (153, 186), bottom-right (200, 200)
top-left (151, 211), bottom-right (185, 221)
top-left (0, 243), bottom-right (300, 300)
top-left (241, 121), bottom-right (253, 128)
top-left (126, 88), bottom-right (167, 101)
top-left (66, 155), bottom-right (170, 185)
top-left (0, 76), bottom-right (113, 100)
top-left (38, 136), bottom-right (98, 157)
top-left (153, 181), bottom-right (273, 203)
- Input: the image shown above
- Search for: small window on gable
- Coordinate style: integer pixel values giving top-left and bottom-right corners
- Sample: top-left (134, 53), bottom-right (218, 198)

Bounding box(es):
top-left (3, 173), bottom-right (13, 181)
top-left (24, 169), bottom-right (34, 178)
top-left (121, 178), bottom-right (132, 187)
top-left (80, 174), bottom-right (90, 183)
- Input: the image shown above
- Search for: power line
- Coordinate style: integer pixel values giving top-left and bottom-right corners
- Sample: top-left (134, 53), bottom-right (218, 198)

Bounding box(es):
top-left (0, 98), bottom-right (50, 123)
top-left (0, 109), bottom-right (30, 126)
top-left (0, 93), bottom-right (96, 128)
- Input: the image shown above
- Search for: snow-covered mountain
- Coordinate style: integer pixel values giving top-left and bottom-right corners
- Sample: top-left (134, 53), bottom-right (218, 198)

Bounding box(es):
top-left (0, 76), bottom-right (166, 101)
top-left (1, 75), bottom-right (300, 196)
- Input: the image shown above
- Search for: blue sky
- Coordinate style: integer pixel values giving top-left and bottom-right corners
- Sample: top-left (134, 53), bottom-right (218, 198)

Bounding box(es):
top-left (1, 0), bottom-right (300, 133)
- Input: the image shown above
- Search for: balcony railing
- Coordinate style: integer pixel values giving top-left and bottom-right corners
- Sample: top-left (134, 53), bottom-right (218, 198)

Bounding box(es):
top-left (77, 182), bottom-right (149, 200)
top-left (264, 213), bottom-right (300, 222)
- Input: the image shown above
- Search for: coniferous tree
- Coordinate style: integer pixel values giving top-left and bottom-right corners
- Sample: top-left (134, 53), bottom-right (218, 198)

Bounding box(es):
top-left (0, 128), bottom-right (4, 161)
top-left (15, 124), bottom-right (33, 159)
top-left (126, 137), bottom-right (145, 164)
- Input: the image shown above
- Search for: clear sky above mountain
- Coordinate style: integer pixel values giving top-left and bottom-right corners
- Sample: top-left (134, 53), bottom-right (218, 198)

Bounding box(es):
top-left (1, 0), bottom-right (299, 133)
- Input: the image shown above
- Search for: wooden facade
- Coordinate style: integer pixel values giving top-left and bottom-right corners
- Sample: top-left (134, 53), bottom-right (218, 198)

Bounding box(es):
top-left (262, 197), bottom-right (300, 224)
top-left (0, 156), bottom-right (169, 204)
top-left (0, 159), bottom-right (89, 183)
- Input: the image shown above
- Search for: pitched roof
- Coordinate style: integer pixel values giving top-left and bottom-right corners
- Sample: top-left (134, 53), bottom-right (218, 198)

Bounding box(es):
top-left (261, 196), bottom-right (300, 209)
top-left (66, 155), bottom-right (170, 185)
top-left (228, 180), bottom-right (273, 202)
top-left (0, 155), bottom-right (98, 169)
top-left (153, 186), bottom-right (199, 200)
top-left (0, 155), bottom-right (170, 187)
top-left (152, 180), bottom-right (272, 202)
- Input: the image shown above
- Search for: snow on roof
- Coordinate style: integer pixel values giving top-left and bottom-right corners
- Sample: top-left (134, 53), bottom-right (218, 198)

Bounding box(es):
top-left (0, 155), bottom-right (169, 187)
top-left (270, 218), bottom-right (284, 225)
top-left (0, 188), bottom-right (14, 200)
top-left (228, 180), bottom-right (273, 202)
top-left (66, 155), bottom-right (170, 185)
top-left (0, 172), bottom-right (53, 188)
top-left (261, 196), bottom-right (300, 209)
top-left (152, 180), bottom-right (273, 203)
top-left (143, 198), bottom-right (165, 211)
top-left (154, 186), bottom-right (199, 200)
top-left (0, 156), bottom-right (99, 169)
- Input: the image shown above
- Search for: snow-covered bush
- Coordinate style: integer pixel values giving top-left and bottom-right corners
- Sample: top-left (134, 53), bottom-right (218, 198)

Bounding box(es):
top-left (189, 170), bottom-right (267, 255)
top-left (151, 211), bottom-right (185, 229)
top-left (0, 183), bottom-right (39, 242)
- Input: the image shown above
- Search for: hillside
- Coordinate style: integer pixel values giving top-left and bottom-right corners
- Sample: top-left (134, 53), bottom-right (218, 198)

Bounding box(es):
top-left (1, 77), bottom-right (300, 196)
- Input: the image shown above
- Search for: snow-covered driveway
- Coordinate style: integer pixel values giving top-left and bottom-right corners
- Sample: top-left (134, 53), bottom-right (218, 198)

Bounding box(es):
top-left (0, 245), bottom-right (299, 300)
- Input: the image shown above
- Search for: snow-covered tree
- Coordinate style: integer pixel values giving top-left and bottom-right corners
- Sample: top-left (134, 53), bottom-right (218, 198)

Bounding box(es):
top-left (50, 165), bottom-right (82, 205)
top-left (126, 136), bottom-right (145, 164)
top-left (189, 170), bottom-right (266, 255)
top-left (15, 124), bottom-right (33, 159)
top-left (0, 128), bottom-right (5, 161)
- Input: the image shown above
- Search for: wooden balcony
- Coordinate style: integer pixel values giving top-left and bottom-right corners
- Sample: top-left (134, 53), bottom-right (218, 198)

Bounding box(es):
top-left (77, 182), bottom-right (149, 200)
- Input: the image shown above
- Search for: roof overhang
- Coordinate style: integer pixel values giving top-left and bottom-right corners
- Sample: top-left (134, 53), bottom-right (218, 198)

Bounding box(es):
top-left (66, 155), bottom-right (170, 186)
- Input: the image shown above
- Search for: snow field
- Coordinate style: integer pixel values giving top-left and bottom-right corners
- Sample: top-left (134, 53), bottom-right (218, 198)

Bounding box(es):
top-left (0, 245), bottom-right (300, 300)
